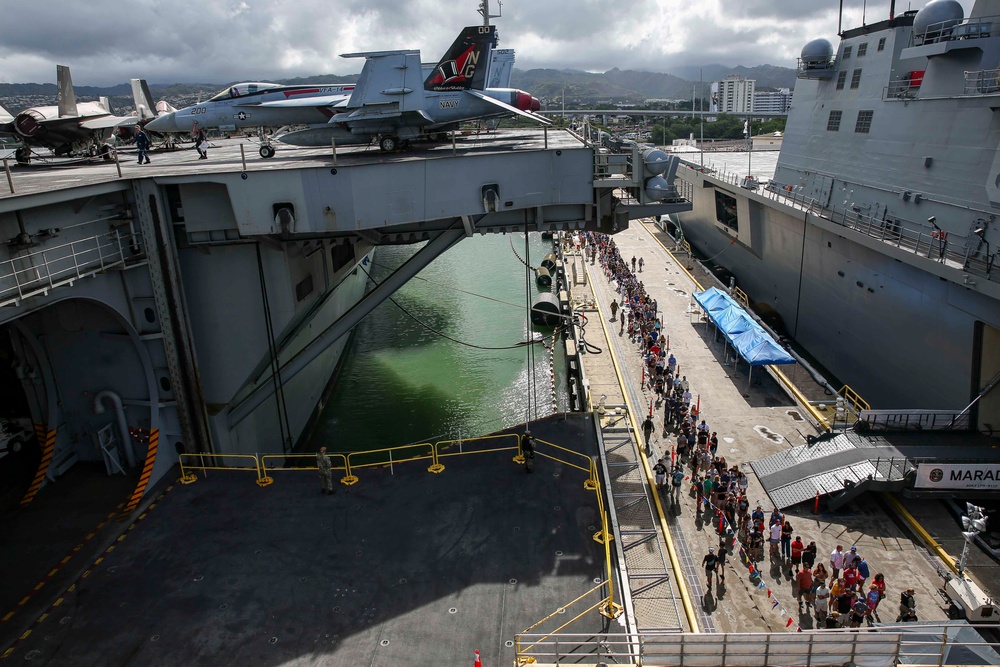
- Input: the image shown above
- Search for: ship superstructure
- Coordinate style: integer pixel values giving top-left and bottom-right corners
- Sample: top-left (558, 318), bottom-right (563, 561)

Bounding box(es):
top-left (675, 0), bottom-right (1000, 429)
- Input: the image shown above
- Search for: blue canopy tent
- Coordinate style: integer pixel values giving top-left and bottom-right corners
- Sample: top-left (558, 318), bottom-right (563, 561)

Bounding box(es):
top-left (692, 287), bottom-right (795, 389)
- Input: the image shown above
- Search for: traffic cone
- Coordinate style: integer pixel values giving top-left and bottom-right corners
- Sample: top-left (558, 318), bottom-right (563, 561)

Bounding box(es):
top-left (474, 648), bottom-right (482, 667)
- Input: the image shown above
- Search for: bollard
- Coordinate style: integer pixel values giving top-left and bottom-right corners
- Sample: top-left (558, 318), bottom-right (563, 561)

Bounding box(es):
top-left (696, 395), bottom-right (700, 414)
top-left (113, 149), bottom-right (123, 178)
top-left (332, 137), bottom-right (338, 166)
top-left (240, 144), bottom-right (247, 172)
top-left (670, 447), bottom-right (676, 465)
top-left (2, 158), bottom-right (13, 194)
top-left (544, 125), bottom-right (548, 149)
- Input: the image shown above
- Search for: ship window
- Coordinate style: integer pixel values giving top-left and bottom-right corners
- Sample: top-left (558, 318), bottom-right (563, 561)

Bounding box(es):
top-left (836, 71), bottom-right (847, 90)
top-left (827, 110), bottom-right (842, 131)
top-left (295, 274), bottom-right (314, 302)
top-left (843, 45), bottom-right (852, 59)
top-left (855, 110), bottom-right (874, 133)
top-left (857, 42), bottom-right (868, 57)
top-left (877, 37), bottom-right (886, 51)
top-left (714, 190), bottom-right (739, 232)
top-left (330, 242), bottom-right (355, 273)
top-left (851, 68), bottom-right (863, 89)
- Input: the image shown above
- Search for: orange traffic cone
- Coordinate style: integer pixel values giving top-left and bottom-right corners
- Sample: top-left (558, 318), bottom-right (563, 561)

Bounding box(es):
top-left (474, 649), bottom-right (483, 667)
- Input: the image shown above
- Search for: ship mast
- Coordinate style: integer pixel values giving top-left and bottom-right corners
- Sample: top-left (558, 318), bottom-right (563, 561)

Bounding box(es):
top-left (479, 0), bottom-right (502, 26)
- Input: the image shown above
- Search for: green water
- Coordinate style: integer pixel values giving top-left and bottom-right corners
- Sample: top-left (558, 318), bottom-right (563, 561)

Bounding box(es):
top-left (307, 233), bottom-right (568, 452)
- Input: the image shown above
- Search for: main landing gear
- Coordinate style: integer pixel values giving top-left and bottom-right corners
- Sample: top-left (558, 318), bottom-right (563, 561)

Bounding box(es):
top-left (379, 135), bottom-right (399, 152)
top-left (258, 127), bottom-right (276, 159)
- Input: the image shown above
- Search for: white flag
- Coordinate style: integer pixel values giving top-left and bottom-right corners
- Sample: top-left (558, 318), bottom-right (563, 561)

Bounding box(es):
top-left (743, 119), bottom-right (749, 135)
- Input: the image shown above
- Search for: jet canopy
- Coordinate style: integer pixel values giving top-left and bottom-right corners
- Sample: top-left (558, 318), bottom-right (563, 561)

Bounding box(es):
top-left (208, 83), bottom-right (283, 102)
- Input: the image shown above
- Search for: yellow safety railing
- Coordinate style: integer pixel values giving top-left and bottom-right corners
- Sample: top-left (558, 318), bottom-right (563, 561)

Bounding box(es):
top-left (434, 433), bottom-right (521, 472)
top-left (838, 384), bottom-right (870, 412)
top-left (515, 580), bottom-right (612, 663)
top-left (731, 285), bottom-right (750, 308)
top-left (346, 443), bottom-right (436, 482)
top-left (527, 435), bottom-right (600, 491)
top-left (258, 452), bottom-right (349, 487)
top-left (178, 453), bottom-right (263, 485)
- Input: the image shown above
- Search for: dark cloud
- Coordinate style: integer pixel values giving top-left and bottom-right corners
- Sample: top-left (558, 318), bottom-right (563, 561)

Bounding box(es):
top-left (0, 0), bottom-right (975, 86)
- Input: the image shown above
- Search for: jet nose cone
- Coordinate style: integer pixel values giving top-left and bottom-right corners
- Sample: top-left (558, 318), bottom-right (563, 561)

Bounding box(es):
top-left (145, 113), bottom-right (178, 134)
top-left (530, 97), bottom-right (541, 112)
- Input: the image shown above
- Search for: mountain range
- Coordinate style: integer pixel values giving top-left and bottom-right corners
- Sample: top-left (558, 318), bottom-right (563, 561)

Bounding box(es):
top-left (0, 64), bottom-right (796, 112)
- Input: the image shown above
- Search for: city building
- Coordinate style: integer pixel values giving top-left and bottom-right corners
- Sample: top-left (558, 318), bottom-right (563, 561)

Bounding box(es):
top-left (753, 88), bottom-right (793, 113)
top-left (710, 75), bottom-right (755, 114)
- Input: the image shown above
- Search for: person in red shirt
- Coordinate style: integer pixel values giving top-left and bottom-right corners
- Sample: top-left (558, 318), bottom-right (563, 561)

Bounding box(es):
top-left (796, 567), bottom-right (814, 609)
top-left (843, 563), bottom-right (859, 591)
top-left (790, 536), bottom-right (805, 573)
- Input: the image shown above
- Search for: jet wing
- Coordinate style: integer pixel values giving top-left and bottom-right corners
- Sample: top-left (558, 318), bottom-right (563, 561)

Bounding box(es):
top-left (0, 104), bottom-right (13, 125)
top-left (251, 94), bottom-right (352, 109)
top-left (464, 90), bottom-right (552, 125)
top-left (80, 115), bottom-right (134, 131)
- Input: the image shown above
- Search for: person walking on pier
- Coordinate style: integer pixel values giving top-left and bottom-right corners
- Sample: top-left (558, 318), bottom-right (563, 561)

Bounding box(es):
top-left (631, 256), bottom-right (637, 271)
top-left (671, 465), bottom-right (685, 501)
top-left (642, 414), bottom-right (655, 454)
top-left (134, 125), bottom-right (151, 164)
top-left (638, 257), bottom-right (644, 272)
top-left (830, 545), bottom-right (845, 580)
top-left (610, 299), bottom-right (619, 321)
top-left (702, 547), bottom-right (718, 591)
top-left (653, 458), bottom-right (667, 492)
top-left (317, 446), bottom-right (334, 495)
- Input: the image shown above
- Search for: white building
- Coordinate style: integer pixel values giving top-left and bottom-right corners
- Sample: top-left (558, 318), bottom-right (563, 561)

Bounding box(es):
top-left (753, 88), bottom-right (793, 113)
top-left (710, 76), bottom-right (755, 114)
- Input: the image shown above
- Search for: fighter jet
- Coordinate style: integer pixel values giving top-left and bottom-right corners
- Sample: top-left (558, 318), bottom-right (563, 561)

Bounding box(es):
top-left (147, 25), bottom-right (547, 157)
top-left (0, 65), bottom-right (140, 164)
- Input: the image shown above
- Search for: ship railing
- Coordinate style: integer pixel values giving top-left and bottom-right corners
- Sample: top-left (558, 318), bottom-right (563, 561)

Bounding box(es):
top-left (914, 15), bottom-right (993, 45)
top-left (0, 227), bottom-right (144, 309)
top-left (964, 67), bottom-right (1000, 95)
top-left (884, 78), bottom-right (921, 100)
top-left (515, 624), bottom-right (999, 666)
top-left (857, 409), bottom-right (972, 432)
top-left (759, 182), bottom-right (998, 284)
top-left (178, 453), bottom-right (265, 486)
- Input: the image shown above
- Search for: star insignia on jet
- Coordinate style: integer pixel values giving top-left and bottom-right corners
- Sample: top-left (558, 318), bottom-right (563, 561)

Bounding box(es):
top-left (235, 112), bottom-right (250, 121)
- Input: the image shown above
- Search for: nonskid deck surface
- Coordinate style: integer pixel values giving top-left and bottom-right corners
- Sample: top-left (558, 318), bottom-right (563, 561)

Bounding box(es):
top-left (0, 129), bottom-right (584, 200)
top-left (0, 413), bottom-right (610, 666)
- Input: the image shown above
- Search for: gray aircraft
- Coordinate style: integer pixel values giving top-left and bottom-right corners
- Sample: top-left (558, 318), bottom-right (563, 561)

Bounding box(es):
top-left (146, 25), bottom-right (547, 157)
top-left (0, 65), bottom-right (141, 164)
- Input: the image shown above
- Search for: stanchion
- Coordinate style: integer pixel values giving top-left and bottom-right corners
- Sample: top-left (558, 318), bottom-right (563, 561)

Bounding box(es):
top-left (2, 158), bottom-right (14, 194)
top-left (813, 491), bottom-right (820, 515)
top-left (696, 394), bottom-right (701, 415)
top-left (240, 144), bottom-right (247, 172)
top-left (113, 149), bottom-right (122, 178)
top-left (670, 446), bottom-right (676, 465)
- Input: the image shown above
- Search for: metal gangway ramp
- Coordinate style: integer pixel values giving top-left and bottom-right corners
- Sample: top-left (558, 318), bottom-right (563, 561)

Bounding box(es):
top-left (749, 431), bottom-right (913, 510)
top-left (596, 410), bottom-right (686, 632)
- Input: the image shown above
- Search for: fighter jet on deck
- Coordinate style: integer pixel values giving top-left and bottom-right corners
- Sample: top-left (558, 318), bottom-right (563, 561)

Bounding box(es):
top-left (0, 65), bottom-right (140, 164)
top-left (146, 25), bottom-right (548, 157)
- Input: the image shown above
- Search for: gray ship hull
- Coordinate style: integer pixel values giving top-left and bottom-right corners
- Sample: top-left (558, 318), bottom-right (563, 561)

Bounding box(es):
top-left (675, 167), bottom-right (1000, 413)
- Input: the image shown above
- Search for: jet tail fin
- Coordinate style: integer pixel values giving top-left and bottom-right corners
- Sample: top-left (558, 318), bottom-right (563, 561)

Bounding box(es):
top-left (99, 96), bottom-right (113, 114)
top-left (424, 25), bottom-right (498, 92)
top-left (487, 48), bottom-right (515, 89)
top-left (131, 79), bottom-right (158, 121)
top-left (56, 65), bottom-right (78, 118)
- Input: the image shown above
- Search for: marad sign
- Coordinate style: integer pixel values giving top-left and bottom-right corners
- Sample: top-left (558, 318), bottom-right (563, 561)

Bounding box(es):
top-left (915, 464), bottom-right (1000, 490)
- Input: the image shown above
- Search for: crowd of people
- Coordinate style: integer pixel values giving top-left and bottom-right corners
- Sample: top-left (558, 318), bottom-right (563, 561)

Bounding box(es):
top-left (582, 230), bottom-right (918, 630)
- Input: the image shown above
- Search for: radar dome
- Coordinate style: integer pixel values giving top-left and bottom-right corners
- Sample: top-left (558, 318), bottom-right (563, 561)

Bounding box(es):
top-left (800, 38), bottom-right (834, 66)
top-left (913, 0), bottom-right (964, 37)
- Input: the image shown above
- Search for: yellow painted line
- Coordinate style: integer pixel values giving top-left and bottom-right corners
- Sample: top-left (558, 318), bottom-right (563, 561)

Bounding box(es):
top-left (883, 494), bottom-right (958, 574)
top-left (67, 585), bottom-right (76, 592)
top-left (32, 583), bottom-right (43, 592)
top-left (1, 612), bottom-right (12, 623)
top-left (48, 569), bottom-right (58, 578)
top-left (93, 557), bottom-right (103, 565)
top-left (584, 260), bottom-right (701, 634)
top-left (17, 598), bottom-right (28, 607)
top-left (53, 598), bottom-right (63, 607)
top-left (60, 557), bottom-right (70, 565)
top-left (81, 571), bottom-right (90, 579)
top-left (37, 614), bottom-right (47, 623)
top-left (3, 647), bottom-right (14, 658)
top-left (18, 631), bottom-right (29, 641)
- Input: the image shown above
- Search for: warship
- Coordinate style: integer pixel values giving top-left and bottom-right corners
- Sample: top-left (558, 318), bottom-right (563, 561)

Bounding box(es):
top-left (674, 0), bottom-right (1000, 430)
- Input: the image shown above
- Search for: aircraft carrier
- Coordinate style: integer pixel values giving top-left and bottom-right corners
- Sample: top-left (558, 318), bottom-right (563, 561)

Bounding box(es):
top-left (673, 0), bottom-right (1000, 426)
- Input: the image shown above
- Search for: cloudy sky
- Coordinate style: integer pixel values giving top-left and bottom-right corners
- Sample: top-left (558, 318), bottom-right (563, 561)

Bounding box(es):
top-left (0, 0), bottom-right (977, 86)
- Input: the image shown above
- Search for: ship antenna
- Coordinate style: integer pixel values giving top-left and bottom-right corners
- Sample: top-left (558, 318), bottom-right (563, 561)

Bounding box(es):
top-left (479, 0), bottom-right (502, 26)
top-left (838, 0), bottom-right (844, 36)
top-left (890, 0), bottom-right (895, 20)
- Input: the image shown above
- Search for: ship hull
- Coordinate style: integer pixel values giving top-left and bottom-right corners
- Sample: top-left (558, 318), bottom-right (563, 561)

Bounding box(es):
top-left (675, 168), bottom-right (1000, 412)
